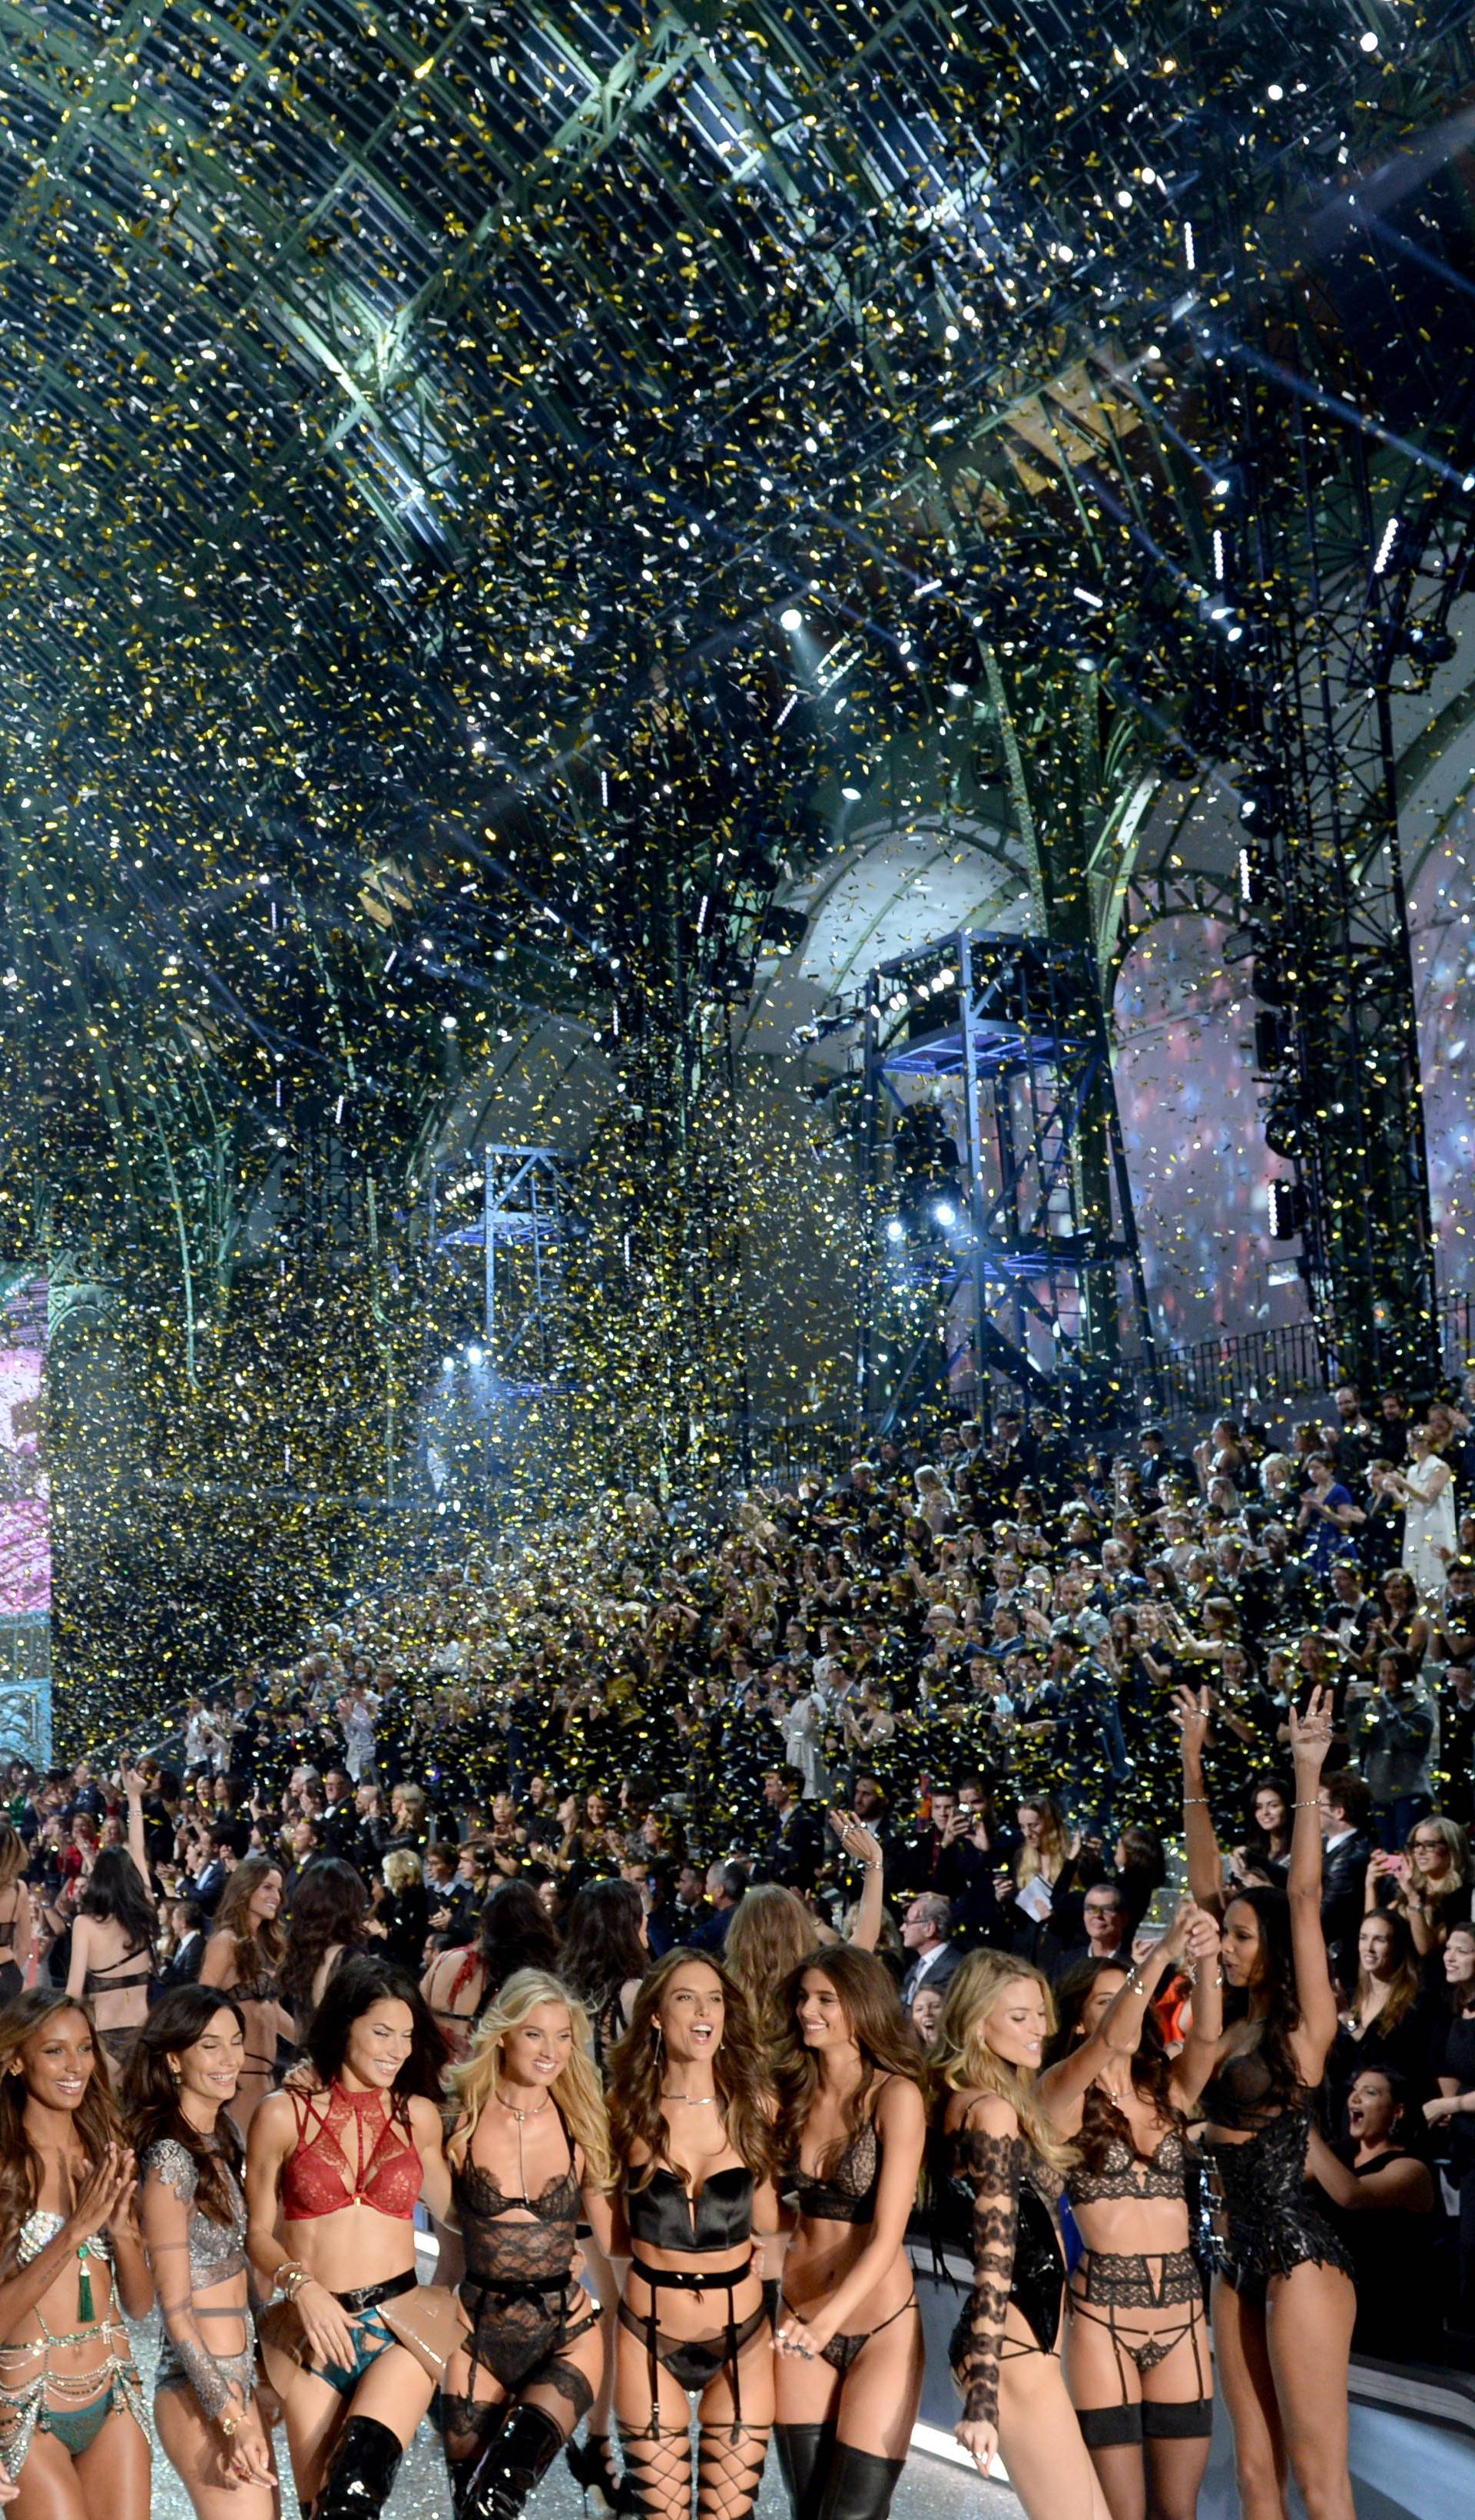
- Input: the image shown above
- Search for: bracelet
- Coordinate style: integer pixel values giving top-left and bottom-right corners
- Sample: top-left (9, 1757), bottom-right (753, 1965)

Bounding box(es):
top-left (274, 2260), bottom-right (308, 2302)
top-left (1293, 1799), bottom-right (1320, 1809)
top-left (1182, 1797), bottom-right (1210, 1806)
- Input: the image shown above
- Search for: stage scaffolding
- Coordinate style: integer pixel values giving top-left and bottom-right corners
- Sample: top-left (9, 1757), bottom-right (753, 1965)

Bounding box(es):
top-left (854, 932), bottom-right (1155, 1433)
top-left (428, 1143), bottom-right (577, 1391)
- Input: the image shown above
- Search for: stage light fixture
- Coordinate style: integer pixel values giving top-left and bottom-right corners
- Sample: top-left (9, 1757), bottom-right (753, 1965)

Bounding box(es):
top-left (885, 1219), bottom-right (906, 1242)
top-left (441, 1356), bottom-right (456, 1374)
top-left (466, 1343), bottom-right (484, 1365)
top-left (1268, 1178), bottom-right (1305, 1241)
top-left (780, 607), bottom-right (804, 631)
top-left (933, 1201), bottom-right (957, 1228)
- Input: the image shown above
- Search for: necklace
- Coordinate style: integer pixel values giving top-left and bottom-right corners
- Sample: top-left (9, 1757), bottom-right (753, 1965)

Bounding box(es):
top-left (493, 2085), bottom-right (552, 2196)
top-left (661, 2089), bottom-right (715, 2105)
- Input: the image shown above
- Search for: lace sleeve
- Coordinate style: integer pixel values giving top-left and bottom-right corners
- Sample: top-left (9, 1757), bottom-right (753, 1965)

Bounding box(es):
top-left (950, 2114), bottom-right (1025, 2428)
top-left (138, 2143), bottom-right (243, 2423)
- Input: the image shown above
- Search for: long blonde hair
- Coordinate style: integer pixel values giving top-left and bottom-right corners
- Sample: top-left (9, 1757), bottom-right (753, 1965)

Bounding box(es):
top-left (447, 1968), bottom-right (612, 2190)
top-left (930, 1949), bottom-right (1076, 2177)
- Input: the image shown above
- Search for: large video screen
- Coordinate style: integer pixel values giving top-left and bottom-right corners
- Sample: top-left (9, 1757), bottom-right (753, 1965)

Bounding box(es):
top-left (0, 1282), bottom-right (48, 1618)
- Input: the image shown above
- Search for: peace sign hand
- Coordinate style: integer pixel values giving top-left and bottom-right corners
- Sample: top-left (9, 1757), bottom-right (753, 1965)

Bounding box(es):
top-left (1289, 1685), bottom-right (1334, 1776)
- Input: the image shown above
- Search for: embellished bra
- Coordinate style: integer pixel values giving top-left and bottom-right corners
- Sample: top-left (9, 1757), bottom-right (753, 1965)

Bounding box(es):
top-left (792, 2118), bottom-right (881, 2225)
top-left (1067, 2124), bottom-right (1188, 2209)
top-left (625, 2163), bottom-right (754, 2253)
top-left (281, 2083), bottom-right (422, 2223)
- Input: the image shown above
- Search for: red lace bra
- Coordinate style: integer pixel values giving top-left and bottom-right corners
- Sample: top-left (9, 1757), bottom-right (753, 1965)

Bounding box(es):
top-left (281, 2083), bottom-right (423, 2223)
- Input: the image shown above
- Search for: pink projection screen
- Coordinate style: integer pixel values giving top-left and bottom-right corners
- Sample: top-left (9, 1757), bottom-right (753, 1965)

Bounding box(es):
top-left (0, 1279), bottom-right (51, 1763)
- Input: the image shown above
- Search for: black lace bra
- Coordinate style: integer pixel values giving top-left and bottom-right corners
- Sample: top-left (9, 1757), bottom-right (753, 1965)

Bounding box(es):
top-left (792, 2117), bottom-right (881, 2224)
top-left (625, 2163), bottom-right (754, 2253)
top-left (1202, 2043), bottom-right (1278, 2130)
top-left (1067, 2122), bottom-right (1188, 2208)
top-left (456, 2139), bottom-right (581, 2293)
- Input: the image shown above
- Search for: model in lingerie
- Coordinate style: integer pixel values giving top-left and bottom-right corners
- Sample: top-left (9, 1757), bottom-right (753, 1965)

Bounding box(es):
top-left (607, 1951), bottom-right (781, 2520)
top-left (933, 1951), bottom-right (1110, 2520)
top-left (1039, 1903), bottom-right (1223, 2520)
top-left (442, 1967), bottom-right (618, 2520)
top-left (246, 1954), bottom-right (451, 2520)
top-left (124, 1985), bottom-right (277, 2518)
top-left (0, 1992), bottom-right (153, 2520)
top-left (1176, 1683), bottom-right (1357, 2520)
top-left (771, 1946), bottom-right (925, 2520)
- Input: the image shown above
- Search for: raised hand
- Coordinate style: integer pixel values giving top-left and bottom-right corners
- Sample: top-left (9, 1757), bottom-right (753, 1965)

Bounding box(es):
top-left (827, 1809), bottom-right (882, 1871)
top-left (1289, 1685), bottom-right (1334, 1773)
top-left (1170, 1684), bottom-right (1211, 1760)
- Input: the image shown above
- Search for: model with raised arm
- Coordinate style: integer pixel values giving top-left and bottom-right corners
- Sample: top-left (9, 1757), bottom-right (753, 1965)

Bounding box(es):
top-left (1178, 1684), bottom-right (1357, 2520)
top-left (1039, 1904), bottom-right (1222, 2520)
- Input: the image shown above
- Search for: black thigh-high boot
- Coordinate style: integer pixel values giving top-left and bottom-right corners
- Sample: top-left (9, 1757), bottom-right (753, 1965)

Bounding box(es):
top-left (462, 2403), bottom-right (568, 2520)
top-left (816, 2444), bottom-right (906, 2520)
top-left (774, 2424), bottom-right (837, 2520)
top-left (313, 2415), bottom-right (405, 2520)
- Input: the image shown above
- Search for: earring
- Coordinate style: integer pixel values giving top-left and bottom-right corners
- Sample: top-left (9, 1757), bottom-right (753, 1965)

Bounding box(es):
top-left (168, 2063), bottom-right (182, 2083)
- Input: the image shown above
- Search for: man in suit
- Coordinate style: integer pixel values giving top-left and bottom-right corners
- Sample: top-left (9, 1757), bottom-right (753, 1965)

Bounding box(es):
top-left (1319, 1769), bottom-right (1375, 1994)
top-left (321, 1768), bottom-right (363, 1865)
top-left (691, 1862), bottom-right (750, 1954)
top-left (760, 1768), bottom-right (824, 1891)
top-left (900, 1895), bottom-right (962, 2011)
top-left (161, 1898), bottom-right (208, 1988)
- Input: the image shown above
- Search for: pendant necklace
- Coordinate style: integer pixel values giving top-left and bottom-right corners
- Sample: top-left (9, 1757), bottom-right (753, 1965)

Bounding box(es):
top-left (494, 2085), bottom-right (552, 2196)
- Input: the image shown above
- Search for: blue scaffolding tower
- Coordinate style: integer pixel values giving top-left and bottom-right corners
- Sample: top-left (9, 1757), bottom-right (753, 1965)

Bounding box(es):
top-left (854, 933), bottom-right (1155, 1431)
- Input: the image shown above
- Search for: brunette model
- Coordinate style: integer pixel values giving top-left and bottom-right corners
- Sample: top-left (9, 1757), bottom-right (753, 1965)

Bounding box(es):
top-left (124, 1986), bottom-right (278, 2519)
top-left (772, 1945), bottom-right (926, 2520)
top-left (1176, 1683), bottom-right (1356, 2520)
top-left (934, 1950), bottom-right (1109, 2520)
top-left (200, 1855), bottom-right (292, 2133)
top-left (0, 1992), bottom-right (153, 2520)
top-left (245, 1954), bottom-right (451, 2520)
top-left (1039, 1906), bottom-right (1222, 2520)
top-left (607, 1951), bottom-right (781, 2520)
top-left (442, 1967), bottom-right (617, 2520)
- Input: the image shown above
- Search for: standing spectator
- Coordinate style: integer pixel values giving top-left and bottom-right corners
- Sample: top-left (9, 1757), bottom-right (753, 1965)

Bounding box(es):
top-left (899, 1893), bottom-right (960, 2009)
top-left (1379, 1426), bottom-right (1457, 1606)
top-left (1349, 1653), bottom-right (1437, 1850)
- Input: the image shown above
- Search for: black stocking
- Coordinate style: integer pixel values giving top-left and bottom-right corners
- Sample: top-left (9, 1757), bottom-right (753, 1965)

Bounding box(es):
top-left (1144, 2429), bottom-right (1213, 2520)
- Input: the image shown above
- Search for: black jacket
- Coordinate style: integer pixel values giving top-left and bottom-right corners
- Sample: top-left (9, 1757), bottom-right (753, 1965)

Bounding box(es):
top-left (1321, 1830), bottom-right (1374, 1990)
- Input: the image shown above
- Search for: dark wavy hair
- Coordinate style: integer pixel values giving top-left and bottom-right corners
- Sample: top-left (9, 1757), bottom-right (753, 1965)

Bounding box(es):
top-left (211, 1854), bottom-right (284, 1985)
top-left (1047, 1958), bottom-right (1182, 2164)
top-left (560, 1879), bottom-right (648, 2013)
top-left (78, 1846), bottom-right (155, 1951)
top-left (304, 1952), bottom-right (446, 2103)
top-left (476, 1879), bottom-right (562, 2000)
top-left (1242, 1774), bottom-right (1294, 1858)
top-left (122, 1985), bottom-right (247, 2225)
top-left (0, 1994), bottom-right (122, 2261)
top-left (608, 1948), bottom-right (778, 2190)
top-left (1221, 1885), bottom-right (1306, 2107)
top-left (280, 1859), bottom-right (370, 2016)
top-left (773, 1944), bottom-right (923, 2176)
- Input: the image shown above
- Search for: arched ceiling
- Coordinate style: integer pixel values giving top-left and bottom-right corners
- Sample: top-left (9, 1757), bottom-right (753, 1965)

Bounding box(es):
top-left (5, 0), bottom-right (1475, 1285)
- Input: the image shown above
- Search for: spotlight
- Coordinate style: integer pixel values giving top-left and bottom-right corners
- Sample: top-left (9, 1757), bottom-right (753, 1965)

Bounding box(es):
top-left (841, 784), bottom-right (862, 802)
top-left (1403, 622), bottom-right (1457, 667)
top-left (780, 607), bottom-right (804, 631)
top-left (933, 1201), bottom-right (957, 1228)
top-left (441, 1356), bottom-right (456, 1374)
top-left (885, 1219), bottom-right (907, 1242)
top-left (466, 1343), bottom-right (484, 1365)
top-left (1238, 780), bottom-right (1283, 839)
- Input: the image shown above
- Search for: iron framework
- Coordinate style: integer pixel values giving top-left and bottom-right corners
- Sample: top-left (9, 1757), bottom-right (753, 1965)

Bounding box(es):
top-left (855, 930), bottom-right (1155, 1431)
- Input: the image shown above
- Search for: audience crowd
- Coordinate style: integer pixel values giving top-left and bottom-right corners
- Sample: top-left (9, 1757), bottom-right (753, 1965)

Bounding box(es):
top-left (7, 1374), bottom-right (1475, 2374)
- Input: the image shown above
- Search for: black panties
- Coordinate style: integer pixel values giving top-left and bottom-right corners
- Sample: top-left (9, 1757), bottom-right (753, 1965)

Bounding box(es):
top-left (621, 2262), bottom-right (770, 2438)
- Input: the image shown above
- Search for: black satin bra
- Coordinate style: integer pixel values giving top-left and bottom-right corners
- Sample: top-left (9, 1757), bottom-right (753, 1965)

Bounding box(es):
top-left (625, 2163), bottom-right (754, 2253)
